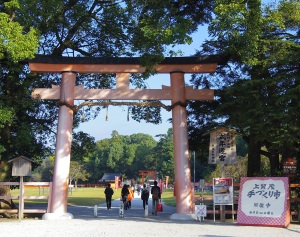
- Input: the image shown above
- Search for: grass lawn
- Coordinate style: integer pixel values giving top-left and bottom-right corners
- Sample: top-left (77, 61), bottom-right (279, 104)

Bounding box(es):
top-left (10, 187), bottom-right (122, 207)
top-left (162, 188), bottom-right (215, 208)
top-left (162, 188), bottom-right (176, 207)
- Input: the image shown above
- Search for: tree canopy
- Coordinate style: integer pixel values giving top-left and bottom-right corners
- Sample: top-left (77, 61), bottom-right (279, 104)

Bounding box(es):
top-left (0, 0), bottom-right (214, 168)
top-left (188, 0), bottom-right (300, 179)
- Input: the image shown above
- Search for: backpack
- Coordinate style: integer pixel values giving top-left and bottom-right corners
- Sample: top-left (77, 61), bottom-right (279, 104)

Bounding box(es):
top-left (142, 189), bottom-right (149, 200)
top-left (152, 187), bottom-right (160, 200)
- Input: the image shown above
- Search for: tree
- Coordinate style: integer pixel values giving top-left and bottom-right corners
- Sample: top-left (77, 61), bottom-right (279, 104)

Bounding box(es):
top-left (204, 156), bottom-right (248, 183)
top-left (0, 0), bottom-right (215, 214)
top-left (154, 128), bottom-right (175, 182)
top-left (188, 0), bottom-right (300, 177)
top-left (69, 161), bottom-right (90, 189)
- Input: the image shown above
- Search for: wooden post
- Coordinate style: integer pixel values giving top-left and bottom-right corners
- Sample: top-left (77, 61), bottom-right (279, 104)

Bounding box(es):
top-left (298, 204), bottom-right (300, 223)
top-left (50, 72), bottom-right (76, 214)
top-left (19, 176), bottom-right (24, 221)
top-left (171, 72), bottom-right (193, 214)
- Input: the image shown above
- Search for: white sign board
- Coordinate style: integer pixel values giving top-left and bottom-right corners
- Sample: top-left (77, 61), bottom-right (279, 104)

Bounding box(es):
top-left (237, 177), bottom-right (290, 227)
top-left (240, 179), bottom-right (285, 218)
top-left (195, 205), bottom-right (207, 217)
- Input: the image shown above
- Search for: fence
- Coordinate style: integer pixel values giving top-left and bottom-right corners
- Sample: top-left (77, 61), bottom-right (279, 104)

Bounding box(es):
top-left (194, 182), bottom-right (300, 222)
top-left (0, 182), bottom-right (51, 220)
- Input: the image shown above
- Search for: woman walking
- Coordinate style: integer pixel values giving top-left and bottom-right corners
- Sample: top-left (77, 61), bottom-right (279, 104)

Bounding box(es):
top-left (121, 184), bottom-right (129, 210)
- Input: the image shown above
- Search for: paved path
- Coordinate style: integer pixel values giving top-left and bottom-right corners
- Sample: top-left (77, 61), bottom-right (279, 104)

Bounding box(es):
top-left (1, 191), bottom-right (300, 237)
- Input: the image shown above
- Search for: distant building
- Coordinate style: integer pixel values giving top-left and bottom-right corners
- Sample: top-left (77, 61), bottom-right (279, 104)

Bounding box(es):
top-left (99, 173), bottom-right (122, 186)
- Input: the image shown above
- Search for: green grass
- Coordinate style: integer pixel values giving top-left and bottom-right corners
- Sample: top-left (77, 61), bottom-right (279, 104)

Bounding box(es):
top-left (10, 187), bottom-right (122, 206)
top-left (162, 188), bottom-right (176, 207)
top-left (162, 188), bottom-right (215, 208)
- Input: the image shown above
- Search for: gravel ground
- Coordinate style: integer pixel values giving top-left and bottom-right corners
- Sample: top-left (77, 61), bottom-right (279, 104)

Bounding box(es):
top-left (1, 192), bottom-right (300, 237)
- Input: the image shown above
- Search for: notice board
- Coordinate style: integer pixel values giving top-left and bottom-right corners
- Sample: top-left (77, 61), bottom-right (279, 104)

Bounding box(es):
top-left (237, 177), bottom-right (290, 227)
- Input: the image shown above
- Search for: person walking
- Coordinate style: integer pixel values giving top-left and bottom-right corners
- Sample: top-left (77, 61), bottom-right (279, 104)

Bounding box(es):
top-left (104, 183), bottom-right (114, 210)
top-left (141, 184), bottom-right (149, 210)
top-left (151, 181), bottom-right (161, 215)
top-left (121, 184), bottom-right (130, 210)
top-left (128, 185), bottom-right (134, 209)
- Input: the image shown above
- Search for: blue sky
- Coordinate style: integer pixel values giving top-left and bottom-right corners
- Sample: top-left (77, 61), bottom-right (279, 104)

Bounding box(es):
top-left (74, 26), bottom-right (209, 142)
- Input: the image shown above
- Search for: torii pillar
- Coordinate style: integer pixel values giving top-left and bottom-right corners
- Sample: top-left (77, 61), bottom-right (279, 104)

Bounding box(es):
top-left (28, 55), bottom-right (227, 218)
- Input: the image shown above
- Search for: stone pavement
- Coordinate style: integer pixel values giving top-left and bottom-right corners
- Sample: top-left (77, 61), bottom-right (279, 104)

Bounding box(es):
top-left (1, 191), bottom-right (300, 237)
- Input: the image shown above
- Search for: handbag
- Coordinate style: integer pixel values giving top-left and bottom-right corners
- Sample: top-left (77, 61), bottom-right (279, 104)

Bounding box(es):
top-left (157, 200), bottom-right (163, 212)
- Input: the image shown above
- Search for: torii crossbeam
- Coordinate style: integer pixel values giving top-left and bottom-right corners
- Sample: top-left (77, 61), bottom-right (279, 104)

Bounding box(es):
top-left (28, 55), bottom-right (228, 218)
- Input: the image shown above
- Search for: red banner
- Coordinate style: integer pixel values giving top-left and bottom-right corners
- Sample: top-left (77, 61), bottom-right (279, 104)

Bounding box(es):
top-left (115, 176), bottom-right (119, 189)
top-left (166, 176), bottom-right (169, 189)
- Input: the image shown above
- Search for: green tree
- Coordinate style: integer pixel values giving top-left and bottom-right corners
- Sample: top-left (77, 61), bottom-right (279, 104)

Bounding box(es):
top-left (0, 1), bottom-right (215, 213)
top-left (154, 128), bottom-right (175, 182)
top-left (188, 0), bottom-right (300, 177)
top-left (205, 157), bottom-right (248, 183)
top-left (69, 161), bottom-right (90, 188)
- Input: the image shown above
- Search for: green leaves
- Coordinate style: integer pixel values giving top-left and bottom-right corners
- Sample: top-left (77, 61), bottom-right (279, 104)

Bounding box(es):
top-left (0, 13), bottom-right (39, 63)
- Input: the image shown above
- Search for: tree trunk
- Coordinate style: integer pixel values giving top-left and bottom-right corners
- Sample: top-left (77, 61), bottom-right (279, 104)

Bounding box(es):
top-left (0, 161), bottom-right (17, 218)
top-left (269, 149), bottom-right (280, 176)
top-left (247, 135), bottom-right (261, 177)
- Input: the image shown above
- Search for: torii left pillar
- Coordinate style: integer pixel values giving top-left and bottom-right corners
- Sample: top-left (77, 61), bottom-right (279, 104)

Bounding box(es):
top-left (44, 72), bottom-right (76, 219)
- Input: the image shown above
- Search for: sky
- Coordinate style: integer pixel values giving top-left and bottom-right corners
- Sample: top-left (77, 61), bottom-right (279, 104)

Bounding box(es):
top-left (74, 26), bottom-right (209, 142)
top-left (74, 0), bottom-right (276, 142)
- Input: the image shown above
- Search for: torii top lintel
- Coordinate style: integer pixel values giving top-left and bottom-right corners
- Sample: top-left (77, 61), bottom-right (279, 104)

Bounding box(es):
top-left (28, 54), bottom-right (228, 74)
top-left (28, 55), bottom-right (228, 101)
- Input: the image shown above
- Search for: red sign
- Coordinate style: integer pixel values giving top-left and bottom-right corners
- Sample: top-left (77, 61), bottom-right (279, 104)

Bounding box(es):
top-left (213, 177), bottom-right (232, 186)
top-left (283, 158), bottom-right (297, 178)
top-left (115, 176), bottom-right (119, 189)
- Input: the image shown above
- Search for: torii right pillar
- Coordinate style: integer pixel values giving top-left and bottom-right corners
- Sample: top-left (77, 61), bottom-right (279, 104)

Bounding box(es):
top-left (171, 72), bottom-right (193, 214)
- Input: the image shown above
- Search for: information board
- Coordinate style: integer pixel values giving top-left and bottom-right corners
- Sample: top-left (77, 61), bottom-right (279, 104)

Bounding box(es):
top-left (213, 178), bottom-right (234, 205)
top-left (237, 177), bottom-right (290, 227)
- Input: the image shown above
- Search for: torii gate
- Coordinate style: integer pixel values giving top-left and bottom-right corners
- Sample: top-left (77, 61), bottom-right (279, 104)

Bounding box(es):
top-left (139, 170), bottom-right (157, 185)
top-left (28, 55), bottom-right (227, 218)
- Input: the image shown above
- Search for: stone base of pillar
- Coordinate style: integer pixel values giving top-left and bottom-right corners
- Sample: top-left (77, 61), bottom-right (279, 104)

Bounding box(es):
top-left (170, 213), bottom-right (197, 221)
top-left (42, 212), bottom-right (74, 220)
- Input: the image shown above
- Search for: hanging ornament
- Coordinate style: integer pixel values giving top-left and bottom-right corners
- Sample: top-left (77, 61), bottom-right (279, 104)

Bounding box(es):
top-left (146, 106), bottom-right (149, 122)
top-left (127, 107), bottom-right (129, 121)
top-left (82, 108), bottom-right (85, 122)
top-left (106, 106), bottom-right (108, 121)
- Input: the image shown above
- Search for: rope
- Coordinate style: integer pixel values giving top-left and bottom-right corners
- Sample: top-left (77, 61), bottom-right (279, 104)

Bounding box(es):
top-left (57, 101), bottom-right (188, 112)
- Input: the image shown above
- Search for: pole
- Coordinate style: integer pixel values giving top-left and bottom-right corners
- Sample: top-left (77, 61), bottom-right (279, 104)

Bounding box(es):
top-left (221, 164), bottom-right (225, 222)
top-left (19, 176), bottom-right (24, 221)
top-left (94, 205), bottom-right (97, 218)
top-left (171, 72), bottom-right (193, 214)
top-left (194, 151), bottom-right (195, 183)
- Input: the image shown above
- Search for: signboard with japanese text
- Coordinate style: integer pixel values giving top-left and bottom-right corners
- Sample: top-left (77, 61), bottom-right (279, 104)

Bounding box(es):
top-left (213, 178), bottom-right (234, 205)
top-left (195, 205), bottom-right (207, 217)
top-left (208, 128), bottom-right (237, 164)
top-left (283, 158), bottom-right (297, 178)
top-left (237, 177), bottom-right (290, 227)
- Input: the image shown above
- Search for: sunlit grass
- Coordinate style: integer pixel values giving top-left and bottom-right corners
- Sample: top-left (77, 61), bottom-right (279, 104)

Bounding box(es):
top-left (162, 188), bottom-right (176, 207)
top-left (10, 187), bottom-right (122, 206)
top-left (162, 188), bottom-right (215, 207)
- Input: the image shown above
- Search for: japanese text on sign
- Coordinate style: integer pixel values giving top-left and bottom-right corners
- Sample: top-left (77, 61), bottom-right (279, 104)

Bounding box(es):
top-left (208, 129), bottom-right (237, 164)
top-left (241, 179), bottom-right (285, 218)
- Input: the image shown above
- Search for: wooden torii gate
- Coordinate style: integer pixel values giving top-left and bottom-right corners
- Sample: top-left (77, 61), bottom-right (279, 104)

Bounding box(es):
top-left (139, 170), bottom-right (157, 185)
top-left (28, 55), bottom-right (227, 218)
